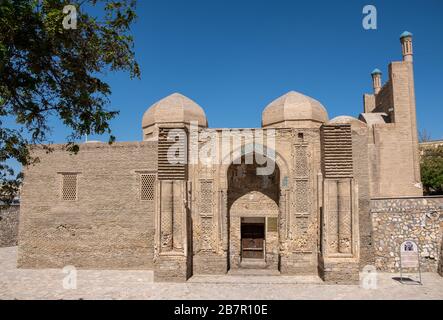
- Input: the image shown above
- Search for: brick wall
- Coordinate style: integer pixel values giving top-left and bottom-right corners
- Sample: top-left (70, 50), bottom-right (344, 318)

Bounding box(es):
top-left (18, 142), bottom-right (157, 269)
top-left (0, 205), bottom-right (19, 247)
top-left (371, 197), bottom-right (443, 272)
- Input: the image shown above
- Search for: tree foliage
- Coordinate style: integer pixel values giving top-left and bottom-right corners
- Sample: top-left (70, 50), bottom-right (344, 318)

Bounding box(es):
top-left (421, 145), bottom-right (443, 195)
top-left (0, 0), bottom-right (140, 204)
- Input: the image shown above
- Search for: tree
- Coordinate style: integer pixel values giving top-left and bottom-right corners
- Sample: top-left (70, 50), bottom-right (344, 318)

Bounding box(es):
top-left (0, 0), bottom-right (140, 204)
top-left (421, 145), bottom-right (443, 195)
top-left (419, 129), bottom-right (432, 143)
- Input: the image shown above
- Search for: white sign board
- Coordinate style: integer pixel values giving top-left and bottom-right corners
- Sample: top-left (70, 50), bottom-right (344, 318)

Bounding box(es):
top-left (400, 240), bottom-right (419, 268)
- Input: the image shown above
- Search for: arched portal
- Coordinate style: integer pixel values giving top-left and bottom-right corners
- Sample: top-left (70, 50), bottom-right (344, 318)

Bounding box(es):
top-left (227, 154), bottom-right (281, 270)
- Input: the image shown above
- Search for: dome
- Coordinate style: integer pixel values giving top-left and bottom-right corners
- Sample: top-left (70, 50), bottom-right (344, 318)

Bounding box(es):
top-left (262, 91), bottom-right (328, 127)
top-left (329, 116), bottom-right (367, 129)
top-left (371, 68), bottom-right (382, 75)
top-left (142, 93), bottom-right (208, 129)
top-left (400, 31), bottom-right (413, 39)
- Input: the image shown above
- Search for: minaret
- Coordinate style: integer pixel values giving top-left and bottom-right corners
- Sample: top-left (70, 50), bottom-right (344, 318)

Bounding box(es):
top-left (400, 31), bottom-right (413, 62)
top-left (371, 69), bottom-right (382, 94)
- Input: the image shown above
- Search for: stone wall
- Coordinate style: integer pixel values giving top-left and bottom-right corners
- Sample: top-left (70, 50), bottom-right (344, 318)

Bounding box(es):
top-left (439, 234), bottom-right (443, 276)
top-left (18, 142), bottom-right (157, 269)
top-left (0, 205), bottom-right (19, 247)
top-left (371, 197), bottom-right (443, 272)
top-left (439, 218), bottom-right (443, 276)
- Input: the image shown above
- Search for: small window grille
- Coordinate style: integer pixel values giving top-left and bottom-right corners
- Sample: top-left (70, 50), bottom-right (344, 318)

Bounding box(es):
top-left (140, 174), bottom-right (156, 201)
top-left (62, 174), bottom-right (78, 201)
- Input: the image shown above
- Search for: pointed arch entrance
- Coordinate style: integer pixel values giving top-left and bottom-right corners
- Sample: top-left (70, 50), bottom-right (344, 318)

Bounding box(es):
top-left (225, 152), bottom-right (282, 270)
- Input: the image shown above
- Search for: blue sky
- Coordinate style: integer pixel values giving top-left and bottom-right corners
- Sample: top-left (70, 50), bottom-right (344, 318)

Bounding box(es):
top-left (6, 0), bottom-right (443, 172)
top-left (102, 0), bottom-right (442, 139)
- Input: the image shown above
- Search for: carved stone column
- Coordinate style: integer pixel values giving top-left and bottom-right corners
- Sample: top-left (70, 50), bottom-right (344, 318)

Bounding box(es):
top-left (154, 127), bottom-right (191, 282)
top-left (319, 124), bottom-right (360, 284)
top-left (160, 181), bottom-right (173, 251)
top-left (338, 179), bottom-right (352, 254)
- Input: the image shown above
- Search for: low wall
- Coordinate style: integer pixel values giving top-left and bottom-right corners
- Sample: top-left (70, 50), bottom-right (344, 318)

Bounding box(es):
top-left (439, 234), bottom-right (443, 276)
top-left (439, 217), bottom-right (443, 276)
top-left (0, 205), bottom-right (19, 247)
top-left (371, 197), bottom-right (443, 273)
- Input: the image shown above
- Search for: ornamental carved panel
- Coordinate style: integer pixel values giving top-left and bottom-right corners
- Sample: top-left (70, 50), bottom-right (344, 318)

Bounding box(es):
top-left (295, 146), bottom-right (309, 178)
top-left (200, 216), bottom-right (215, 251)
top-left (199, 180), bottom-right (213, 216)
top-left (295, 180), bottom-right (309, 213)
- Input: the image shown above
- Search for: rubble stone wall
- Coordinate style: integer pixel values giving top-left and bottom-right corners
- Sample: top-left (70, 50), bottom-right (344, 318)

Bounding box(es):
top-left (371, 197), bottom-right (443, 272)
top-left (0, 205), bottom-right (19, 247)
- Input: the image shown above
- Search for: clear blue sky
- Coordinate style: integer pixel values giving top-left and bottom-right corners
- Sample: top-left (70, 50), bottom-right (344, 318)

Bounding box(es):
top-left (99, 0), bottom-right (442, 140)
top-left (7, 0), bottom-right (443, 173)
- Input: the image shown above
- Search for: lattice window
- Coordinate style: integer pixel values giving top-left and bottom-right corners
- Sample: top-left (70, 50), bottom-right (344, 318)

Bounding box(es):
top-left (61, 174), bottom-right (78, 201)
top-left (199, 180), bottom-right (213, 215)
top-left (140, 174), bottom-right (156, 201)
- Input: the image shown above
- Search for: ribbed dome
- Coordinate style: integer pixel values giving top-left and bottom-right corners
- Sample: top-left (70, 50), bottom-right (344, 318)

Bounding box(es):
top-left (262, 91), bottom-right (328, 127)
top-left (142, 93), bottom-right (208, 129)
top-left (329, 116), bottom-right (367, 129)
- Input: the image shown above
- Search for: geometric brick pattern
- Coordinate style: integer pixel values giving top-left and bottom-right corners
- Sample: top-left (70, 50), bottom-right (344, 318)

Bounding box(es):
top-left (158, 128), bottom-right (187, 180)
top-left (295, 146), bottom-right (308, 177)
top-left (199, 180), bottom-right (213, 215)
top-left (61, 174), bottom-right (77, 201)
top-left (295, 180), bottom-right (309, 213)
top-left (321, 125), bottom-right (353, 179)
top-left (140, 174), bottom-right (156, 201)
top-left (200, 217), bottom-right (214, 250)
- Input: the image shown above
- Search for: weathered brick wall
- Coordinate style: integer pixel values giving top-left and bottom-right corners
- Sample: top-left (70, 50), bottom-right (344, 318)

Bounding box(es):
top-left (367, 61), bottom-right (422, 198)
top-left (18, 142), bottom-right (157, 269)
top-left (371, 197), bottom-right (443, 272)
top-left (373, 80), bottom-right (393, 115)
top-left (0, 205), bottom-right (19, 247)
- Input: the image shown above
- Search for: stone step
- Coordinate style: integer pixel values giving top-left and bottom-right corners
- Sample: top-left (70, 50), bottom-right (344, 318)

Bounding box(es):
top-left (239, 259), bottom-right (268, 269)
top-left (229, 268), bottom-right (280, 276)
top-left (188, 274), bottom-right (324, 284)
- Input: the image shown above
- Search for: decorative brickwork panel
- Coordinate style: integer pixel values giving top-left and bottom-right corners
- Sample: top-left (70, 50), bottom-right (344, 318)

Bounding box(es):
top-left (292, 216), bottom-right (314, 252)
top-left (160, 181), bottom-right (174, 250)
top-left (140, 174), bottom-right (156, 201)
top-left (61, 174), bottom-right (77, 201)
top-left (295, 180), bottom-right (309, 213)
top-left (160, 210), bottom-right (173, 249)
top-left (321, 125), bottom-right (353, 178)
top-left (158, 128), bottom-right (187, 180)
top-left (199, 180), bottom-right (213, 215)
top-left (200, 217), bottom-right (214, 251)
top-left (338, 207), bottom-right (352, 254)
top-left (295, 146), bottom-right (308, 177)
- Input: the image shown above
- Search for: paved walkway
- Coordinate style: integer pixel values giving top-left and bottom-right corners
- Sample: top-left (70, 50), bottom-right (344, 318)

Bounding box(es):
top-left (1, 247), bottom-right (442, 300)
